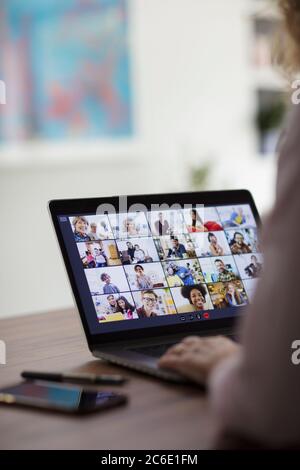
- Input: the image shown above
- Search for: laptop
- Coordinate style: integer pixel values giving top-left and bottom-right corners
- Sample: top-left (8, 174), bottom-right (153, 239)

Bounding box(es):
top-left (49, 190), bottom-right (261, 383)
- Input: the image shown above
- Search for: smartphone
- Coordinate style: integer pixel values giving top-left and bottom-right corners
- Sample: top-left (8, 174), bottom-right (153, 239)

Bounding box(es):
top-left (0, 381), bottom-right (127, 414)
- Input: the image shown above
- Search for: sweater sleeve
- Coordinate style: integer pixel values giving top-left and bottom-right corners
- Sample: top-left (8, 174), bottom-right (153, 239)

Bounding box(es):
top-left (208, 104), bottom-right (300, 447)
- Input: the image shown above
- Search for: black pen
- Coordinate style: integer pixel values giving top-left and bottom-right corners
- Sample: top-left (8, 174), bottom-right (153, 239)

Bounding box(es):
top-left (21, 371), bottom-right (127, 385)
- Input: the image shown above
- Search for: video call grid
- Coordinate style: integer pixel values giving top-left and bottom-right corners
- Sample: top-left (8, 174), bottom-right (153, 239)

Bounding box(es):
top-left (69, 205), bottom-right (262, 321)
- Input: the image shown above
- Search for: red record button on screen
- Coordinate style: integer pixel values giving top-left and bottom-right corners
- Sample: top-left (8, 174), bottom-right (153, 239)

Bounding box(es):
top-left (203, 312), bottom-right (210, 320)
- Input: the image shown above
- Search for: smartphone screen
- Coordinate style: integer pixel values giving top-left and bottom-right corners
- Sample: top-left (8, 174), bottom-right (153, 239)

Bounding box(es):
top-left (0, 381), bottom-right (127, 414)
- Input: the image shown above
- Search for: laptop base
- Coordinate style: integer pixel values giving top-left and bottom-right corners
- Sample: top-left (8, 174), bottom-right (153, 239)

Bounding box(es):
top-left (93, 328), bottom-right (235, 384)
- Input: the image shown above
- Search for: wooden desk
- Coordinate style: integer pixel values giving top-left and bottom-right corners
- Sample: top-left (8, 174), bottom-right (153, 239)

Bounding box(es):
top-left (0, 308), bottom-right (216, 450)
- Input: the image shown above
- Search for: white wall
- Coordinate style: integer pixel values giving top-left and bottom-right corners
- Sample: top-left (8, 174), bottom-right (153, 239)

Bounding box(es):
top-left (0, 0), bottom-right (277, 318)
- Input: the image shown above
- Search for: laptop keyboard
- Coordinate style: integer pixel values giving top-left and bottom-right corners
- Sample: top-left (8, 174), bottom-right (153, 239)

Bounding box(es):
top-left (129, 334), bottom-right (239, 358)
top-left (130, 343), bottom-right (176, 358)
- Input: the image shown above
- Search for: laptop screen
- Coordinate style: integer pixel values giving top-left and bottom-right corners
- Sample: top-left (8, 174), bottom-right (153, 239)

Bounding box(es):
top-left (57, 204), bottom-right (262, 336)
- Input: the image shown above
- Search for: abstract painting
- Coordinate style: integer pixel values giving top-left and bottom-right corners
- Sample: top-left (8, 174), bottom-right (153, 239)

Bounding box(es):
top-left (0, 0), bottom-right (133, 140)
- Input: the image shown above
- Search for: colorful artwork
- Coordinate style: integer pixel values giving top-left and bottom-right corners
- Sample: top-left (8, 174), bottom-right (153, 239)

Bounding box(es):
top-left (0, 0), bottom-right (133, 140)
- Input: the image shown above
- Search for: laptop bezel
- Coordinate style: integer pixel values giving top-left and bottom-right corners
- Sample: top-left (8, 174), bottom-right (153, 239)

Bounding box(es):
top-left (49, 189), bottom-right (261, 347)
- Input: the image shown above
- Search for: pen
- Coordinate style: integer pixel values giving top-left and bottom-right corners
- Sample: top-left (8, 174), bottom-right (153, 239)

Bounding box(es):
top-left (21, 371), bottom-right (127, 385)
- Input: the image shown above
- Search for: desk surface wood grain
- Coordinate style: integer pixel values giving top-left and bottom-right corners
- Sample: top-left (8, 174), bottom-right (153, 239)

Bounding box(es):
top-left (0, 308), bottom-right (216, 450)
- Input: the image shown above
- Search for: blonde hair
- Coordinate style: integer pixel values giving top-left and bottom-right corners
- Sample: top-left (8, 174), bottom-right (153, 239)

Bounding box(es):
top-left (72, 216), bottom-right (89, 227)
top-left (276, 0), bottom-right (300, 75)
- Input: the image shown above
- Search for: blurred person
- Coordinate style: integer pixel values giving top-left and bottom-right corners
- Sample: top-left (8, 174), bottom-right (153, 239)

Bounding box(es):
top-left (225, 282), bottom-right (247, 307)
top-left (186, 262), bottom-right (194, 278)
top-left (181, 284), bottom-right (207, 311)
top-left (123, 217), bottom-right (138, 236)
top-left (134, 244), bottom-right (146, 263)
top-left (159, 0), bottom-right (300, 448)
top-left (100, 273), bottom-right (120, 294)
top-left (214, 259), bottom-right (238, 282)
top-left (94, 243), bottom-right (108, 267)
top-left (86, 250), bottom-right (96, 269)
top-left (137, 290), bottom-right (159, 318)
top-left (166, 266), bottom-right (184, 287)
top-left (224, 207), bottom-right (246, 228)
top-left (187, 209), bottom-right (207, 233)
top-left (72, 216), bottom-right (91, 242)
top-left (208, 232), bottom-right (224, 256)
top-left (245, 255), bottom-right (262, 278)
top-left (230, 232), bottom-right (252, 254)
top-left (186, 240), bottom-right (197, 258)
top-left (176, 263), bottom-right (195, 286)
top-left (106, 294), bottom-right (118, 314)
top-left (167, 238), bottom-right (187, 258)
top-left (87, 222), bottom-right (99, 240)
top-left (134, 264), bottom-right (153, 289)
top-left (209, 284), bottom-right (229, 310)
top-left (116, 296), bottom-right (135, 320)
top-left (99, 220), bottom-right (111, 239)
top-left (126, 241), bottom-right (135, 261)
top-left (154, 212), bottom-right (170, 235)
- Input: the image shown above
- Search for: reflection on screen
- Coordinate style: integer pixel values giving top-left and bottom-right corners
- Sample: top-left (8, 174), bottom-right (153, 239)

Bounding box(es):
top-left (4, 383), bottom-right (81, 409)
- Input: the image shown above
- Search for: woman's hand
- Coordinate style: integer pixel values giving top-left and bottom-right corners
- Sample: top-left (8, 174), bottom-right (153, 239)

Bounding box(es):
top-left (158, 335), bottom-right (240, 385)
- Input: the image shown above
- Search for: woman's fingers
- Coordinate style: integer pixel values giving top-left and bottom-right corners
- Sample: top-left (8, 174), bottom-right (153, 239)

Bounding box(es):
top-left (159, 350), bottom-right (207, 384)
top-left (165, 342), bottom-right (186, 355)
top-left (159, 349), bottom-right (193, 369)
top-left (159, 335), bottom-right (240, 385)
top-left (182, 335), bottom-right (202, 344)
top-left (163, 337), bottom-right (206, 360)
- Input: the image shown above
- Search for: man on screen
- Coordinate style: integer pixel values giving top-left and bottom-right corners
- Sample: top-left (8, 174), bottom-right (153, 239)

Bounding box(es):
top-left (214, 259), bottom-right (238, 282)
top-left (245, 255), bottom-right (262, 278)
top-left (229, 232), bottom-right (252, 255)
top-left (167, 238), bottom-right (187, 259)
top-left (137, 290), bottom-right (159, 318)
top-left (154, 212), bottom-right (170, 236)
top-left (106, 295), bottom-right (118, 314)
